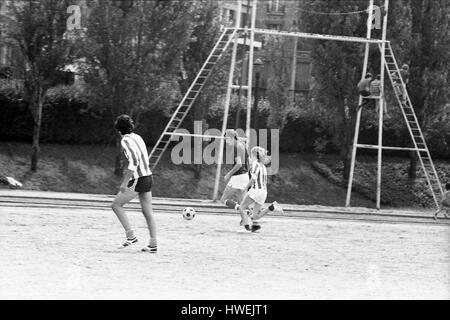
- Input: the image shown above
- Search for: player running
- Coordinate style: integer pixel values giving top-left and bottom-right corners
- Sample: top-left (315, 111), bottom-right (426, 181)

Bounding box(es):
top-left (111, 115), bottom-right (158, 253)
top-left (221, 129), bottom-right (249, 212)
top-left (237, 146), bottom-right (284, 232)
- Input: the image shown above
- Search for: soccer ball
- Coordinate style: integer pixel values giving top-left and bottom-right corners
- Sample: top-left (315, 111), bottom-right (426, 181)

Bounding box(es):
top-left (182, 207), bottom-right (196, 220)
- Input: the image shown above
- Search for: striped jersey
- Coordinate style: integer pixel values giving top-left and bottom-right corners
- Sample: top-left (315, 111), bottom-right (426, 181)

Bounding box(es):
top-left (121, 133), bottom-right (152, 179)
top-left (250, 160), bottom-right (267, 190)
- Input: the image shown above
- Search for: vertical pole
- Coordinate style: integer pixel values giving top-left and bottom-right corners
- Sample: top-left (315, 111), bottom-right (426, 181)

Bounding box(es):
top-left (246, 0), bottom-right (258, 145)
top-left (345, 0), bottom-right (374, 207)
top-left (376, 0), bottom-right (389, 209)
top-left (290, 36), bottom-right (298, 104)
top-left (253, 72), bottom-right (260, 133)
top-left (235, 0), bottom-right (251, 129)
top-left (212, 0), bottom-right (243, 201)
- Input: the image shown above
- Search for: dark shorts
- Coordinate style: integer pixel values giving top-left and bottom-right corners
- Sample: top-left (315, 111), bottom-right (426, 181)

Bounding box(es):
top-left (127, 175), bottom-right (153, 193)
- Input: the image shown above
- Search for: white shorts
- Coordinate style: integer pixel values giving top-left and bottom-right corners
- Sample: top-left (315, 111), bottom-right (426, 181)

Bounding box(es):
top-left (227, 173), bottom-right (249, 190)
top-left (247, 188), bottom-right (267, 205)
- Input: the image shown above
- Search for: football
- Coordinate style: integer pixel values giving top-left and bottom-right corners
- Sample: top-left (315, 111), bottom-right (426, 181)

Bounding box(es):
top-left (182, 207), bottom-right (196, 220)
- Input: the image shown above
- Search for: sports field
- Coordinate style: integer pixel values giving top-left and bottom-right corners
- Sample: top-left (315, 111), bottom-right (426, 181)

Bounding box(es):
top-left (0, 192), bottom-right (449, 300)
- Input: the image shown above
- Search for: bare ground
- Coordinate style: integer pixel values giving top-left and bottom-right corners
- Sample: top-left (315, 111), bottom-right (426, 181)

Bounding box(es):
top-left (0, 204), bottom-right (449, 300)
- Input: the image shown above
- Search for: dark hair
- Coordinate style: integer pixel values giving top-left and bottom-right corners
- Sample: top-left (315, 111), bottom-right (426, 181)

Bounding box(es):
top-left (115, 114), bottom-right (134, 135)
top-left (446, 182), bottom-right (450, 191)
top-left (366, 73), bottom-right (372, 79)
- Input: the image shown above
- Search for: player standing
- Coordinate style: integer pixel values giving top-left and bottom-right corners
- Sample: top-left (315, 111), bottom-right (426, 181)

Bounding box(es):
top-left (111, 115), bottom-right (158, 253)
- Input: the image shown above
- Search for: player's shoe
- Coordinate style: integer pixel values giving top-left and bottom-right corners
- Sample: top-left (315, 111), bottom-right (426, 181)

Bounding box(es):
top-left (244, 224), bottom-right (261, 232)
top-left (271, 201), bottom-right (284, 215)
top-left (240, 209), bottom-right (253, 226)
top-left (140, 245), bottom-right (157, 253)
top-left (118, 237), bottom-right (138, 249)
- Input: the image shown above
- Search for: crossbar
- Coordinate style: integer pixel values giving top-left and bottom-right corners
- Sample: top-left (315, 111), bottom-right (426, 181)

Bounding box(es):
top-left (357, 144), bottom-right (426, 152)
top-left (228, 27), bottom-right (388, 44)
top-left (165, 132), bottom-right (225, 140)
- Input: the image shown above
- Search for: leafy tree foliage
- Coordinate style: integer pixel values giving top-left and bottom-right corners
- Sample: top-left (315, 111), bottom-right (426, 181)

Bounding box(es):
top-left (78, 0), bottom-right (204, 174)
top-left (8, 0), bottom-right (74, 172)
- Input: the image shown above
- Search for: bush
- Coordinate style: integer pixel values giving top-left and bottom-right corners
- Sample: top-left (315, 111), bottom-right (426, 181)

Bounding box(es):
top-left (1, 83), bottom-right (450, 160)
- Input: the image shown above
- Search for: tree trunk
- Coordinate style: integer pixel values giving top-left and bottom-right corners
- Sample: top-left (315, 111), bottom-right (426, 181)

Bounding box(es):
top-left (30, 93), bottom-right (44, 172)
top-left (342, 99), bottom-right (355, 182)
top-left (408, 150), bottom-right (417, 180)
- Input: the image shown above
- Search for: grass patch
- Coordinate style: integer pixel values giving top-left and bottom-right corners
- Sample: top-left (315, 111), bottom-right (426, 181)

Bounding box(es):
top-left (2, 142), bottom-right (445, 209)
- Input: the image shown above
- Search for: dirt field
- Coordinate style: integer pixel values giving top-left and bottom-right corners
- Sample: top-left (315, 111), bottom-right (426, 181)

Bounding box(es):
top-left (0, 204), bottom-right (449, 300)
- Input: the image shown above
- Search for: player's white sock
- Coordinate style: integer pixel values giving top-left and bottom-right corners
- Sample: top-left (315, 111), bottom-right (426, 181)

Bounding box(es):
top-left (149, 238), bottom-right (157, 248)
top-left (126, 229), bottom-right (136, 240)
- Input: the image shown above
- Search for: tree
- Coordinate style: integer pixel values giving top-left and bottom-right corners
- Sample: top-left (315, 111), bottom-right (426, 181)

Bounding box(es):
top-left (407, 0), bottom-right (450, 179)
top-left (178, 0), bottom-right (224, 178)
top-left (8, 0), bottom-right (74, 172)
top-left (79, 0), bottom-right (201, 175)
top-left (264, 34), bottom-right (294, 134)
top-left (298, 0), bottom-right (368, 181)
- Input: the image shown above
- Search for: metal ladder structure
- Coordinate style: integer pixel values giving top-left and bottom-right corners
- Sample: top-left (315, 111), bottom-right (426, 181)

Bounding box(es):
top-left (146, 0), bottom-right (441, 207)
top-left (148, 28), bottom-right (237, 170)
top-left (383, 42), bottom-right (444, 207)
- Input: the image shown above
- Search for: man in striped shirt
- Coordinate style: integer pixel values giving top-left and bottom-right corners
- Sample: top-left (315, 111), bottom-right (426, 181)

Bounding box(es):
top-left (112, 115), bottom-right (157, 253)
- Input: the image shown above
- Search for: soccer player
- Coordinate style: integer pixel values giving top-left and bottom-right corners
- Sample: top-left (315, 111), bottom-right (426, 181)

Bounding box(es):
top-left (111, 115), bottom-right (157, 253)
top-left (434, 183), bottom-right (450, 220)
top-left (237, 146), bottom-right (283, 232)
top-left (221, 129), bottom-right (249, 212)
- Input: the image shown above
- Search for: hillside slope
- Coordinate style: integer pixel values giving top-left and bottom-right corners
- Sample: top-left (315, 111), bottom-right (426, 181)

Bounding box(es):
top-left (0, 142), bottom-right (385, 208)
